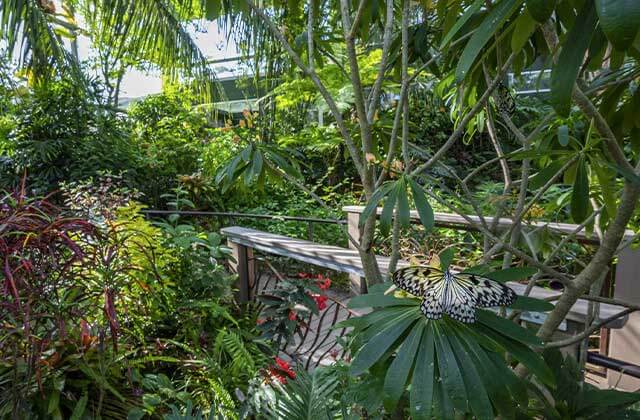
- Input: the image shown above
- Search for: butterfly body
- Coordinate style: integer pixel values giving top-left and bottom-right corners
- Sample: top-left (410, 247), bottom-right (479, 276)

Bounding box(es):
top-left (392, 266), bottom-right (516, 323)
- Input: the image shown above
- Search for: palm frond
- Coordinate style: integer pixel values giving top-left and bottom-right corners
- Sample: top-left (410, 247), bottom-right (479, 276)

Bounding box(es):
top-left (0, 0), bottom-right (82, 81)
top-left (84, 0), bottom-right (220, 102)
top-left (269, 368), bottom-right (339, 420)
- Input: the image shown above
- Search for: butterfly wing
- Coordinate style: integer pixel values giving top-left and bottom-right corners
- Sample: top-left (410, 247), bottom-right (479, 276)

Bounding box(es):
top-left (452, 273), bottom-right (517, 308)
top-left (440, 272), bottom-right (479, 323)
top-left (420, 279), bottom-right (445, 320)
top-left (392, 266), bottom-right (444, 297)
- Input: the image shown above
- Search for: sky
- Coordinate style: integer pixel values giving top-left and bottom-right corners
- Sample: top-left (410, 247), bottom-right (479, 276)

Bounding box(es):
top-left (74, 19), bottom-right (241, 99)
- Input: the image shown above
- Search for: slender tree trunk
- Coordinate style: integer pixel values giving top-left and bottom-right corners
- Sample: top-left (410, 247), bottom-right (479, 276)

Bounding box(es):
top-left (537, 182), bottom-right (640, 341)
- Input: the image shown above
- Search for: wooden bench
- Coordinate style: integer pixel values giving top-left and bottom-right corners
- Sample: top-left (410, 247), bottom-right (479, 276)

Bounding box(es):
top-left (221, 225), bottom-right (628, 333)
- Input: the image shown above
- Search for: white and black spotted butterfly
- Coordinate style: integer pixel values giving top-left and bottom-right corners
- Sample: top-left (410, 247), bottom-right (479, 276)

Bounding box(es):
top-left (392, 265), bottom-right (516, 323)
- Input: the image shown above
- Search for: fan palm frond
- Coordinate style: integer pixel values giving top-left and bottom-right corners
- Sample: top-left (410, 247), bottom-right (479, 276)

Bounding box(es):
top-left (269, 368), bottom-right (339, 420)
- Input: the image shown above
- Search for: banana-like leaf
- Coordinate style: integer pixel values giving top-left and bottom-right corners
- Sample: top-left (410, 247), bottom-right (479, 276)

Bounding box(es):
top-left (595, 0), bottom-right (640, 51)
top-left (550, 1), bottom-right (598, 117)
top-left (455, 0), bottom-right (524, 81)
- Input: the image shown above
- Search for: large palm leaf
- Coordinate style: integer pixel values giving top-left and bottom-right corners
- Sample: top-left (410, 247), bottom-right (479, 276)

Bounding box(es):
top-left (0, 0), bottom-right (81, 81)
top-left (1, 0), bottom-right (218, 100)
top-left (345, 279), bottom-right (556, 420)
top-left (83, 0), bottom-right (220, 101)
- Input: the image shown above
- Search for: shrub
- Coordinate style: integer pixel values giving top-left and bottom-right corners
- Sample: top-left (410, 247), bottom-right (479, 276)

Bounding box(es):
top-left (3, 80), bottom-right (138, 193)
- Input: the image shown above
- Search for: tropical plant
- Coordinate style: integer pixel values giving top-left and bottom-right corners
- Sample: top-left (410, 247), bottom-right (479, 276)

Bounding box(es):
top-left (256, 273), bottom-right (331, 349)
top-left (0, 0), bottom-right (217, 100)
top-left (344, 273), bottom-right (556, 419)
top-left (2, 80), bottom-right (138, 192)
top-left (529, 349), bottom-right (640, 419)
top-left (267, 368), bottom-right (340, 420)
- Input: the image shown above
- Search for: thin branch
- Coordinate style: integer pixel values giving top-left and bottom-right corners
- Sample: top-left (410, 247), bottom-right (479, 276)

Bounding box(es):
top-left (246, 1), bottom-right (366, 177)
top-left (366, 0), bottom-right (395, 123)
top-left (348, 0), bottom-right (369, 39)
top-left (419, 184), bottom-right (572, 283)
top-left (411, 53), bottom-right (516, 176)
top-left (545, 308), bottom-right (636, 348)
top-left (375, 53), bottom-right (440, 187)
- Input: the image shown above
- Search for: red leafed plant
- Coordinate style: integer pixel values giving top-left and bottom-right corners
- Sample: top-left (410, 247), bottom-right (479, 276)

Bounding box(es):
top-left (0, 181), bottom-right (97, 395)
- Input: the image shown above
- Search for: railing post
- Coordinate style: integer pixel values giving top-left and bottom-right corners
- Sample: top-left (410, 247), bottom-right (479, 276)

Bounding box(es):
top-left (227, 240), bottom-right (255, 303)
top-left (345, 209), bottom-right (366, 295)
top-left (307, 221), bottom-right (314, 241)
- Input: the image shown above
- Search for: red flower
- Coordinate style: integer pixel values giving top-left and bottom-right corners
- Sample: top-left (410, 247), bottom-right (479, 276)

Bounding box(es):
top-left (297, 272), bottom-right (311, 279)
top-left (288, 310), bottom-right (297, 321)
top-left (256, 318), bottom-right (266, 325)
top-left (275, 357), bottom-right (290, 370)
top-left (311, 294), bottom-right (328, 310)
top-left (268, 357), bottom-right (296, 384)
top-left (318, 277), bottom-right (331, 290)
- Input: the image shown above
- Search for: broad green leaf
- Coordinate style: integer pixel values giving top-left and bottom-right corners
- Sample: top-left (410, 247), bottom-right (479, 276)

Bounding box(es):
top-left (410, 328), bottom-right (435, 419)
top-left (476, 309), bottom-right (542, 347)
top-left (447, 332), bottom-right (494, 419)
top-left (439, 0), bottom-right (484, 48)
top-left (438, 248), bottom-right (455, 270)
top-left (511, 8), bottom-right (537, 53)
top-left (70, 392), bottom-right (88, 420)
top-left (485, 350), bottom-right (529, 406)
top-left (526, 0), bottom-right (557, 22)
top-left (571, 156), bottom-right (590, 223)
top-left (605, 161), bottom-right (640, 186)
top-left (510, 295), bottom-right (555, 312)
top-left (359, 182), bottom-right (395, 227)
top-left (396, 179), bottom-right (411, 229)
top-left (529, 160), bottom-right (566, 190)
top-left (550, 1), bottom-right (598, 116)
top-left (383, 323), bottom-right (425, 408)
top-left (476, 322), bottom-right (554, 386)
top-left (408, 177), bottom-right (435, 231)
top-left (433, 324), bottom-right (468, 411)
top-left (240, 144), bottom-right (252, 162)
top-left (250, 150), bottom-right (263, 179)
top-left (455, 329), bottom-right (518, 418)
top-left (347, 293), bottom-right (419, 309)
top-left (595, 0), bottom-right (640, 51)
top-left (351, 315), bottom-right (418, 375)
top-left (484, 267), bottom-right (538, 282)
top-left (380, 183), bottom-right (399, 236)
top-left (456, 0), bottom-right (523, 81)
top-left (592, 160), bottom-right (618, 215)
top-left (557, 124), bottom-right (569, 146)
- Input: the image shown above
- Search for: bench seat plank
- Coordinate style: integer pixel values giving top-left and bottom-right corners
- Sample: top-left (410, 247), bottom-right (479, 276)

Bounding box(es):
top-left (221, 226), bottom-right (627, 329)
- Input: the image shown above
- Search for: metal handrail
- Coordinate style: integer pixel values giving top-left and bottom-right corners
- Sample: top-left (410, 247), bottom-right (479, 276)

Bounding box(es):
top-left (140, 209), bottom-right (346, 242)
top-left (140, 209), bottom-right (346, 225)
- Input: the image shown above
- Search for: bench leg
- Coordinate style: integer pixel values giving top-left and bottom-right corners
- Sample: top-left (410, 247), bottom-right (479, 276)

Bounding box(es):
top-left (227, 240), bottom-right (255, 303)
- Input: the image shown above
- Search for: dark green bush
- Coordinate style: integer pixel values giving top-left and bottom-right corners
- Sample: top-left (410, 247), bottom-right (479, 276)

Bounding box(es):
top-left (2, 80), bottom-right (138, 193)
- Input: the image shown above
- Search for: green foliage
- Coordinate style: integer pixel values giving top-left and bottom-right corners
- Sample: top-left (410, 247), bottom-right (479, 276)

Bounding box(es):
top-left (256, 274), bottom-right (329, 349)
top-left (529, 349), bottom-right (640, 419)
top-left (2, 80), bottom-right (137, 192)
top-left (346, 282), bottom-right (552, 419)
top-left (128, 89), bottom-right (216, 206)
top-left (268, 368), bottom-right (340, 420)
